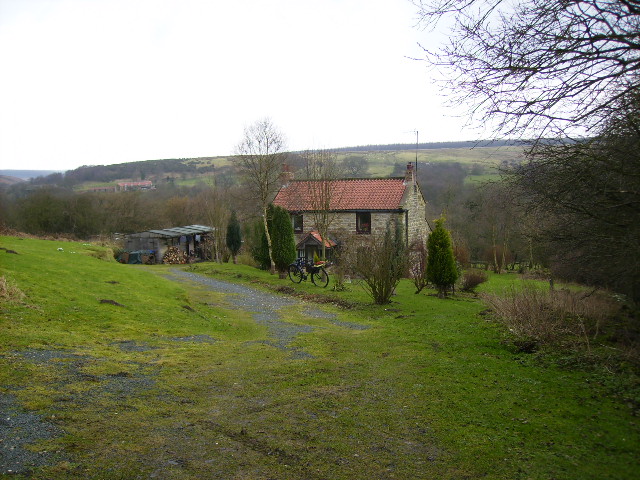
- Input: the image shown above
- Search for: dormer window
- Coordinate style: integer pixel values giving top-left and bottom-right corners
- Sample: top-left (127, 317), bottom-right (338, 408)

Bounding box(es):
top-left (356, 212), bottom-right (371, 234)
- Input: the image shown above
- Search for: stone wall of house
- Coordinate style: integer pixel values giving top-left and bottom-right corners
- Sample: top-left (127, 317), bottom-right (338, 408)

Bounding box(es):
top-left (404, 184), bottom-right (430, 247)
top-left (297, 211), bottom-right (404, 242)
top-left (294, 205), bottom-right (428, 246)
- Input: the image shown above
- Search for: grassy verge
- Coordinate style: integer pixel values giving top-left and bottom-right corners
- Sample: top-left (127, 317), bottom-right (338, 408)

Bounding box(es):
top-left (1, 236), bottom-right (638, 479)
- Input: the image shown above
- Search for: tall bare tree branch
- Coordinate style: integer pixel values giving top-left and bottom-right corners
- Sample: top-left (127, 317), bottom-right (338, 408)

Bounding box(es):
top-left (301, 149), bottom-right (345, 260)
top-left (235, 118), bottom-right (287, 274)
top-left (414, 0), bottom-right (640, 138)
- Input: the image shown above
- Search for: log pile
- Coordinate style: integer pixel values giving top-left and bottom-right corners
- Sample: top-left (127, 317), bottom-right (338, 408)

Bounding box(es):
top-left (162, 246), bottom-right (187, 264)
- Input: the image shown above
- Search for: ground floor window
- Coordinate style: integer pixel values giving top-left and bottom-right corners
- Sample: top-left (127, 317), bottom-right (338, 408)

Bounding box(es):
top-left (356, 212), bottom-right (371, 234)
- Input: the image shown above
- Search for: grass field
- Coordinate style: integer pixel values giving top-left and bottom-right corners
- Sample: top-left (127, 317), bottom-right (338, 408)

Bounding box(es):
top-left (1, 236), bottom-right (638, 479)
top-left (184, 146), bottom-right (520, 180)
top-left (336, 146), bottom-right (523, 177)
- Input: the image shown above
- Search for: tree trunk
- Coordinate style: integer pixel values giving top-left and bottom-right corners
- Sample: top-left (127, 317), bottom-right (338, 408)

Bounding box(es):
top-left (263, 207), bottom-right (276, 274)
top-left (320, 225), bottom-right (327, 260)
top-left (501, 230), bottom-right (510, 274)
top-left (492, 224), bottom-right (500, 273)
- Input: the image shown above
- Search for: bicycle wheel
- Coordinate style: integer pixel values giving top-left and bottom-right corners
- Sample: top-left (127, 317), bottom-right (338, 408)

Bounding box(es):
top-left (288, 264), bottom-right (304, 283)
top-left (311, 267), bottom-right (329, 287)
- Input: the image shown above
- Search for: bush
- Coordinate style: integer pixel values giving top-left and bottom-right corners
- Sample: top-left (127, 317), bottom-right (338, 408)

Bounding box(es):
top-left (409, 240), bottom-right (428, 294)
top-left (84, 246), bottom-right (116, 262)
top-left (236, 253), bottom-right (257, 267)
top-left (481, 283), bottom-right (620, 351)
top-left (0, 275), bottom-right (25, 303)
top-left (353, 221), bottom-right (407, 304)
top-left (460, 269), bottom-right (488, 292)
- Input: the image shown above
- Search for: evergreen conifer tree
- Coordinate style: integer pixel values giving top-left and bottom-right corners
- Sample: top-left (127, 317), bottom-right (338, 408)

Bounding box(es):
top-left (251, 220), bottom-right (271, 270)
top-left (225, 211), bottom-right (242, 264)
top-left (269, 204), bottom-right (297, 273)
top-left (426, 217), bottom-right (459, 298)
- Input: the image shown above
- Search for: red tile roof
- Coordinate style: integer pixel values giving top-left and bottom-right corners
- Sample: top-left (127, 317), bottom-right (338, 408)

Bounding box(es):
top-left (296, 231), bottom-right (338, 249)
top-left (273, 178), bottom-right (407, 211)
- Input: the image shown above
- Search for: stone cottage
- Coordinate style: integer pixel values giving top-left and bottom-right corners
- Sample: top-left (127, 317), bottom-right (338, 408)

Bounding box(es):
top-left (273, 163), bottom-right (430, 259)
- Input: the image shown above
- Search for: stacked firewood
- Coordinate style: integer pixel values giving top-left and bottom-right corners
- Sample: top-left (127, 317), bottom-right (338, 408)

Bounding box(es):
top-left (162, 246), bottom-right (187, 264)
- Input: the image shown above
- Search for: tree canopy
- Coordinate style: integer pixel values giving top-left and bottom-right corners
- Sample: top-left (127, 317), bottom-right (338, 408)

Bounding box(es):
top-left (415, 0), bottom-right (640, 138)
top-left (509, 91), bottom-right (640, 301)
top-left (235, 118), bottom-right (287, 274)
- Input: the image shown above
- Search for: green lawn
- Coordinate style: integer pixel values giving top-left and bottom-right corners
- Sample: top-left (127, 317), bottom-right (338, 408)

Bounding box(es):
top-left (1, 236), bottom-right (638, 479)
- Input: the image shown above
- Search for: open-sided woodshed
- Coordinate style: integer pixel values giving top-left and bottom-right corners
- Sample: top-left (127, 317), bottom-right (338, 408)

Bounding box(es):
top-left (123, 224), bottom-right (213, 264)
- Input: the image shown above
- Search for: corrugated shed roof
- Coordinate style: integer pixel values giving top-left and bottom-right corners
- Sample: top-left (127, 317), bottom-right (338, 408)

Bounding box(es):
top-left (128, 224), bottom-right (213, 238)
top-left (273, 178), bottom-right (407, 211)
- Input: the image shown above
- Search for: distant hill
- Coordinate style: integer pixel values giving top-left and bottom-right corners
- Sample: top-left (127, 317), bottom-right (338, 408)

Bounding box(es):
top-left (0, 169), bottom-right (62, 180)
top-left (0, 175), bottom-right (25, 187)
top-left (14, 142), bottom-right (526, 191)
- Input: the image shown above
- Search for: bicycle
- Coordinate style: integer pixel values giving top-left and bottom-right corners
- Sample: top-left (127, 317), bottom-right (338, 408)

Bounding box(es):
top-left (288, 258), bottom-right (330, 288)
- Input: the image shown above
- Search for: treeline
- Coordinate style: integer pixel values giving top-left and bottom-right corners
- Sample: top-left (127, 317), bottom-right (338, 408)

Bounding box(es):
top-left (28, 158), bottom-right (216, 188)
top-left (0, 177), bottom-right (244, 236)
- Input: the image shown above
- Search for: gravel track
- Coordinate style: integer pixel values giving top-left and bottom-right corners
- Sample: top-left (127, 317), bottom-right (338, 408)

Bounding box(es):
top-left (168, 269), bottom-right (368, 358)
top-left (0, 393), bottom-right (64, 475)
top-left (1, 269), bottom-right (368, 476)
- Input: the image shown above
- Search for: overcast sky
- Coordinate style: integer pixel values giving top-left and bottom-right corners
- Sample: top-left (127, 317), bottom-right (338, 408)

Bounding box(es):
top-left (0, 0), bottom-right (482, 171)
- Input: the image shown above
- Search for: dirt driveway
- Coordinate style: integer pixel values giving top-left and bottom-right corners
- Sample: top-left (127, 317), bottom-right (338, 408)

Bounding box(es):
top-left (2, 269), bottom-right (372, 478)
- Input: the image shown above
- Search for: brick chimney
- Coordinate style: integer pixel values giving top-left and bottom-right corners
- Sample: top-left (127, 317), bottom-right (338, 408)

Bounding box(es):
top-left (404, 162), bottom-right (415, 184)
top-left (280, 163), bottom-right (294, 186)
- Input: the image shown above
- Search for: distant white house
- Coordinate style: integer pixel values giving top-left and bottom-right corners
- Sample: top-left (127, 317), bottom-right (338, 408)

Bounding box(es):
top-left (117, 181), bottom-right (154, 191)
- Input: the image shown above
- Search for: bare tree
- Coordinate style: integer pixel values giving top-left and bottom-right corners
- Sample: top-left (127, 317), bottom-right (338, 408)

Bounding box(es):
top-left (507, 92), bottom-right (640, 301)
top-left (415, 1), bottom-right (640, 303)
top-left (341, 156), bottom-right (369, 177)
top-left (477, 183), bottom-right (518, 273)
top-left (235, 118), bottom-right (287, 274)
top-left (301, 149), bottom-right (345, 260)
top-left (409, 239), bottom-right (429, 294)
top-left (163, 196), bottom-right (197, 227)
top-left (414, 0), bottom-right (640, 138)
top-left (195, 185), bottom-right (229, 263)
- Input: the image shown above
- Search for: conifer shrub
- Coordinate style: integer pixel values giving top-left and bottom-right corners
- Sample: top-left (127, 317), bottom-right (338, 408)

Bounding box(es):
top-left (426, 217), bottom-right (459, 297)
top-left (226, 211), bottom-right (242, 264)
top-left (251, 204), bottom-right (296, 273)
top-left (250, 220), bottom-right (270, 270)
top-left (269, 204), bottom-right (296, 274)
